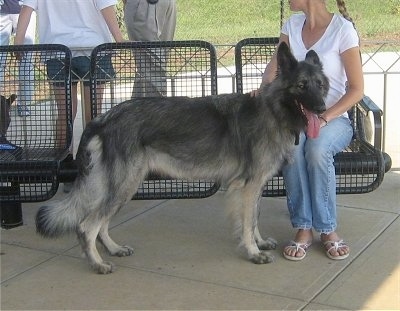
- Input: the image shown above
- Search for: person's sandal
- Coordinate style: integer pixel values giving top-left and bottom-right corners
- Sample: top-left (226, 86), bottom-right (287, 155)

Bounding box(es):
top-left (283, 240), bottom-right (312, 261)
top-left (323, 240), bottom-right (350, 260)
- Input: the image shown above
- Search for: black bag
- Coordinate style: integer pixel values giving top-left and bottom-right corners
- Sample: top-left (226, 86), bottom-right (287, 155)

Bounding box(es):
top-left (147, 0), bottom-right (158, 4)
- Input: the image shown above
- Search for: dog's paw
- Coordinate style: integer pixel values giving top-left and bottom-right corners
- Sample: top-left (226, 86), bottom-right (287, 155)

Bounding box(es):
top-left (257, 237), bottom-right (278, 250)
top-left (250, 251), bottom-right (274, 264)
top-left (92, 261), bottom-right (116, 274)
top-left (112, 245), bottom-right (134, 257)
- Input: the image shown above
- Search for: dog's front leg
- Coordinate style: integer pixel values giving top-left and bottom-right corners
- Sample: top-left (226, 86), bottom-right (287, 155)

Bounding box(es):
top-left (238, 182), bottom-right (275, 264)
top-left (254, 195), bottom-right (278, 251)
top-left (254, 225), bottom-right (278, 251)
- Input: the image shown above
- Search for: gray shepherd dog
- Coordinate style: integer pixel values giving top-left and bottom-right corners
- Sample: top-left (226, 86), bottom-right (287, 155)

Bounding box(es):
top-left (36, 42), bottom-right (329, 274)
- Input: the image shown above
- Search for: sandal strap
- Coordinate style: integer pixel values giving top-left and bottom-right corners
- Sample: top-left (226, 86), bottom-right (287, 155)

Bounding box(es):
top-left (287, 240), bottom-right (312, 252)
top-left (323, 240), bottom-right (347, 253)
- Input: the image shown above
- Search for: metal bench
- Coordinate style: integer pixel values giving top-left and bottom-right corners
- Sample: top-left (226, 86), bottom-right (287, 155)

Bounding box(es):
top-left (1, 39), bottom-right (393, 228)
top-left (234, 37), bottom-right (392, 196)
top-left (1, 41), bottom-right (221, 229)
top-left (81, 40), bottom-right (220, 200)
top-left (0, 44), bottom-right (73, 227)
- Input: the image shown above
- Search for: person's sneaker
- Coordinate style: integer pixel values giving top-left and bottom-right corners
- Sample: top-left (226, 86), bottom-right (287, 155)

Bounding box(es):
top-left (17, 105), bottom-right (31, 117)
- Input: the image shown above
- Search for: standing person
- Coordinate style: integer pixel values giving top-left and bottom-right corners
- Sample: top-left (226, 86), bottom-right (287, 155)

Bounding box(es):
top-left (0, 0), bottom-right (36, 117)
top-left (253, 0), bottom-right (363, 261)
top-left (14, 0), bottom-right (125, 144)
top-left (123, 0), bottom-right (177, 97)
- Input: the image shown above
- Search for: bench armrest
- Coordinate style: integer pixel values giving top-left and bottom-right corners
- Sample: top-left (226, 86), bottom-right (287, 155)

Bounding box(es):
top-left (354, 95), bottom-right (383, 150)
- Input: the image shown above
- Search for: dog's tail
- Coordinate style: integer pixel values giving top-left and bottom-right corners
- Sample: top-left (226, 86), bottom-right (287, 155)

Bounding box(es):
top-left (36, 135), bottom-right (104, 238)
top-left (36, 189), bottom-right (89, 238)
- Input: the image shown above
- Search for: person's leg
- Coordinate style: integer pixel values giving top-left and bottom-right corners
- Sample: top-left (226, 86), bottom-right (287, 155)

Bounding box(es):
top-left (282, 133), bottom-right (314, 260)
top-left (13, 13), bottom-right (36, 116)
top-left (55, 83), bottom-right (77, 193)
top-left (53, 83), bottom-right (77, 149)
top-left (0, 13), bottom-right (12, 93)
top-left (46, 58), bottom-right (75, 148)
top-left (124, 0), bottom-right (171, 97)
top-left (124, 0), bottom-right (156, 41)
top-left (305, 117), bottom-right (353, 259)
top-left (68, 56), bottom-right (91, 125)
top-left (75, 54), bottom-right (110, 124)
top-left (157, 0), bottom-right (177, 41)
top-left (83, 84), bottom-right (103, 125)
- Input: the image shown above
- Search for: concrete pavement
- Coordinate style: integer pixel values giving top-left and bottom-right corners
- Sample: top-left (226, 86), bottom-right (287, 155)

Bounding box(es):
top-left (1, 171), bottom-right (399, 310)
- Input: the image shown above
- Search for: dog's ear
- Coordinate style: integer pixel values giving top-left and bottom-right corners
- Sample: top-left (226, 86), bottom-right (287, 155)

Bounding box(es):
top-left (9, 94), bottom-right (17, 106)
top-left (277, 42), bottom-right (298, 75)
top-left (305, 50), bottom-right (323, 70)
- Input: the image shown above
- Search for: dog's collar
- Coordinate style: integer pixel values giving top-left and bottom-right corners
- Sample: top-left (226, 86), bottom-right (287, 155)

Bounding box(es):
top-left (291, 130), bottom-right (300, 145)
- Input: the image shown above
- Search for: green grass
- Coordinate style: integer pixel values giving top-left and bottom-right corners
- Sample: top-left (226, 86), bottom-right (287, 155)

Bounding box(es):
top-left (172, 0), bottom-right (399, 44)
top-left (116, 0), bottom-right (399, 44)
top-left (174, 0), bottom-right (284, 44)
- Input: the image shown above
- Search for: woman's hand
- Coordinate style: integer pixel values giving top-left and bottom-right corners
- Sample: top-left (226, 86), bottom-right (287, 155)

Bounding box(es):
top-left (249, 89), bottom-right (261, 97)
top-left (318, 114), bottom-right (328, 128)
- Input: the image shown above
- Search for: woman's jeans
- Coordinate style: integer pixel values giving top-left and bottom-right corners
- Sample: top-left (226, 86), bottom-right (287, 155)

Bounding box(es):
top-left (282, 116), bottom-right (353, 234)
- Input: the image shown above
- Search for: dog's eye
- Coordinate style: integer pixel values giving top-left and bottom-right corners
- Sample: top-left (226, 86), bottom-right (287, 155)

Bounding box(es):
top-left (297, 82), bottom-right (306, 89)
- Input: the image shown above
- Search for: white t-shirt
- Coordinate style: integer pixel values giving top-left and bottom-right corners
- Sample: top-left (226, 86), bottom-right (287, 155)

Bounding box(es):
top-left (23, 0), bottom-right (117, 57)
top-left (282, 13), bottom-right (359, 112)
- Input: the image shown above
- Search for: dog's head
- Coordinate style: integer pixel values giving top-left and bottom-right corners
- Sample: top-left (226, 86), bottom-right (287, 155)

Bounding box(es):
top-left (277, 42), bottom-right (329, 138)
top-left (1, 94), bottom-right (17, 136)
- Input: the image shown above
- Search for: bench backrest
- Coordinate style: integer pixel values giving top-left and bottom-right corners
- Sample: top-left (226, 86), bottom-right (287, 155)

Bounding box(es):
top-left (0, 44), bottom-right (73, 156)
top-left (89, 41), bottom-right (218, 119)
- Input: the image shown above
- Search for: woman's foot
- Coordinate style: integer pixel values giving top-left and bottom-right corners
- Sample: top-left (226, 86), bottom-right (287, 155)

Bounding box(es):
top-left (283, 229), bottom-right (313, 261)
top-left (321, 232), bottom-right (350, 260)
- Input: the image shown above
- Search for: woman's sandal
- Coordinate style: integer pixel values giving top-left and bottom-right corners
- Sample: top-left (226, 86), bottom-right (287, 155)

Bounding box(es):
top-left (323, 240), bottom-right (350, 260)
top-left (283, 240), bottom-right (312, 261)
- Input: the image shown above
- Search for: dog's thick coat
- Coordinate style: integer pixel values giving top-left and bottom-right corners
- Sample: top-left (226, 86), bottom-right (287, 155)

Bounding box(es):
top-left (36, 43), bottom-right (329, 274)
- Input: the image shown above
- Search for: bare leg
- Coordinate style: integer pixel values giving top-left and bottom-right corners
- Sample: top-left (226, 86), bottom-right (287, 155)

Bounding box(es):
top-left (82, 84), bottom-right (105, 125)
top-left (53, 84), bottom-right (77, 149)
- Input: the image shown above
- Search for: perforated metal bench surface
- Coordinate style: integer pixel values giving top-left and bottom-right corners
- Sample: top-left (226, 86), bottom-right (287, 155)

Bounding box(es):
top-left (0, 44), bottom-right (73, 202)
top-left (234, 37), bottom-right (391, 196)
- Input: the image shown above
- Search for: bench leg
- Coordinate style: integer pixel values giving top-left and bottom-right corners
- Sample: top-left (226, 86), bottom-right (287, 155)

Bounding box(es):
top-left (1, 202), bottom-right (23, 229)
top-left (1, 183), bottom-right (23, 229)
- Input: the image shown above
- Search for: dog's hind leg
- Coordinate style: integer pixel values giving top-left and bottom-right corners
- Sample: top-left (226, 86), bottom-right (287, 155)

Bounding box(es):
top-left (78, 199), bottom-right (134, 274)
top-left (77, 214), bottom-right (116, 274)
top-left (95, 164), bottom-right (147, 268)
top-left (98, 218), bottom-right (134, 257)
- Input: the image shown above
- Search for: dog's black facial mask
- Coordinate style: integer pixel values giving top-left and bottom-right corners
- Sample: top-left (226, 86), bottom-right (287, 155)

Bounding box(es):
top-left (278, 43), bottom-right (329, 112)
top-left (277, 42), bottom-right (329, 139)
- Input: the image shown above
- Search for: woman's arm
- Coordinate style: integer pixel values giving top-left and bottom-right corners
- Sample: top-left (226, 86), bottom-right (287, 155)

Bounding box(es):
top-left (101, 5), bottom-right (125, 43)
top-left (14, 5), bottom-right (34, 45)
top-left (319, 46), bottom-right (364, 123)
top-left (250, 33), bottom-right (289, 96)
top-left (260, 33), bottom-right (289, 86)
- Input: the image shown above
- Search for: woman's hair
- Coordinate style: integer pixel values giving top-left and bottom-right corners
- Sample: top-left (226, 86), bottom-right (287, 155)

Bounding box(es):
top-left (336, 0), bottom-right (356, 28)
